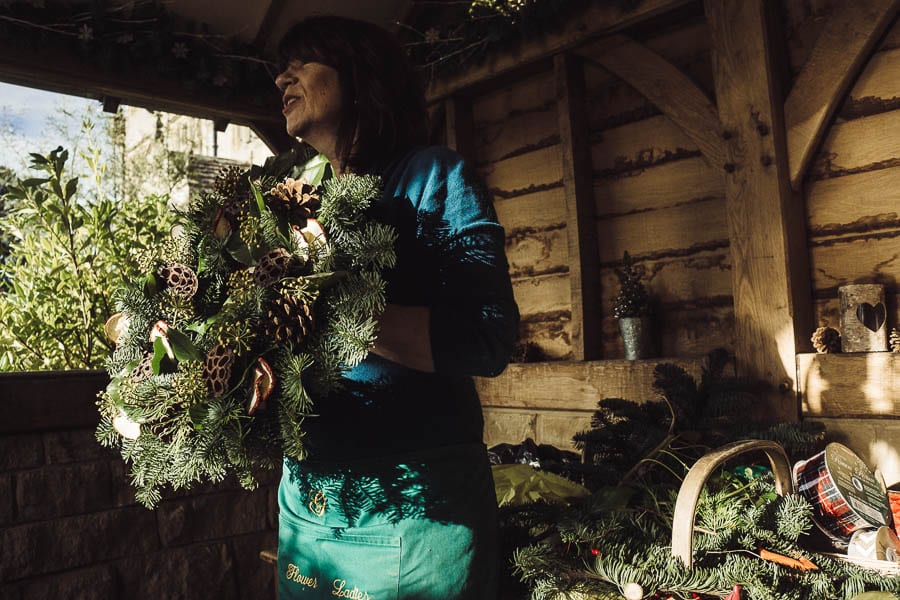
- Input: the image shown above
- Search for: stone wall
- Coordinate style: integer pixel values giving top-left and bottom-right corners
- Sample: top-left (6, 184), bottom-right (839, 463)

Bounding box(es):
top-left (0, 371), bottom-right (278, 600)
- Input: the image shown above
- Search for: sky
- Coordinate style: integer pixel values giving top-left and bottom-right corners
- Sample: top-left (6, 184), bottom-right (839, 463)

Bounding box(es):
top-left (0, 81), bottom-right (105, 172)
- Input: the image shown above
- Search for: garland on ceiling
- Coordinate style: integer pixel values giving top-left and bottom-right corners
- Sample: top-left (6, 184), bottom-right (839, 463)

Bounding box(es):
top-left (400, 0), bottom-right (598, 82)
top-left (0, 0), bottom-right (624, 97)
top-left (0, 0), bottom-right (277, 106)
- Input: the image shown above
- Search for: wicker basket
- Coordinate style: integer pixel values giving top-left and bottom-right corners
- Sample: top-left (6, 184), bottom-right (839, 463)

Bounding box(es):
top-left (671, 439), bottom-right (900, 576)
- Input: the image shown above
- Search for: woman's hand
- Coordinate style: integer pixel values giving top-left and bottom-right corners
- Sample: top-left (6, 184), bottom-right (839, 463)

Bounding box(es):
top-left (371, 304), bottom-right (435, 373)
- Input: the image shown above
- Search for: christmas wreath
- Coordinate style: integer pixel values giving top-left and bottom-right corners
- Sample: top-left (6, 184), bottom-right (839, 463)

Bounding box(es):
top-left (96, 157), bottom-right (396, 507)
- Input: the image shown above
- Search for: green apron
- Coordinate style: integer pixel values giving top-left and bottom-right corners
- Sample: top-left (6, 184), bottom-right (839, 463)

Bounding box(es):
top-left (277, 443), bottom-right (498, 600)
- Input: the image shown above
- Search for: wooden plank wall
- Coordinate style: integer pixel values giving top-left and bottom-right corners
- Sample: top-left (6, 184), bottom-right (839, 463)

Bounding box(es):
top-left (787, 0), bottom-right (900, 484)
top-left (470, 18), bottom-right (734, 363)
top-left (794, 7), bottom-right (900, 330)
top-left (455, 1), bottom-right (900, 452)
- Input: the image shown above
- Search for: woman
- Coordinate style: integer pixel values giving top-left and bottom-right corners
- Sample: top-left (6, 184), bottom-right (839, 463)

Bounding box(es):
top-left (273, 16), bottom-right (519, 599)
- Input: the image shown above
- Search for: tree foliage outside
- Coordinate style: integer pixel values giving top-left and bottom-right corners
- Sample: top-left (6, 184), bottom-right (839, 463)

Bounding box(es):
top-left (0, 131), bottom-right (175, 370)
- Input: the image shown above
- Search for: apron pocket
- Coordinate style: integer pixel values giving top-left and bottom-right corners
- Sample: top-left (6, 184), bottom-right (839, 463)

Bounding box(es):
top-left (279, 515), bottom-right (401, 600)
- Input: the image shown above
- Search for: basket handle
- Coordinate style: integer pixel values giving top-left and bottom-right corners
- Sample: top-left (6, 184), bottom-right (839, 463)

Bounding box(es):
top-left (671, 439), bottom-right (794, 568)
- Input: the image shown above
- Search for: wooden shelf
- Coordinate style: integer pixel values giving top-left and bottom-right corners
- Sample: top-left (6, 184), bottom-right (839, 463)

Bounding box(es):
top-left (797, 352), bottom-right (900, 419)
top-left (476, 357), bottom-right (706, 411)
top-left (475, 357), bottom-right (706, 450)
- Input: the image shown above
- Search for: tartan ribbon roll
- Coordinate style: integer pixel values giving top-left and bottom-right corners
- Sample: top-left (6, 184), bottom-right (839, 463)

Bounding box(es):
top-left (793, 443), bottom-right (892, 547)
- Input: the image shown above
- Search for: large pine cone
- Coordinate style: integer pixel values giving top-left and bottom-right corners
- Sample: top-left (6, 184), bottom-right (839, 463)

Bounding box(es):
top-left (811, 326), bottom-right (841, 353)
top-left (160, 263), bottom-right (199, 298)
top-left (267, 178), bottom-right (320, 223)
top-left (203, 345), bottom-right (234, 398)
top-left (265, 293), bottom-right (314, 344)
top-left (253, 248), bottom-right (293, 288)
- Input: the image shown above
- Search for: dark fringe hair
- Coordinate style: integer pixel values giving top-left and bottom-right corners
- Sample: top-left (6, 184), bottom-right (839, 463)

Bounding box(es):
top-left (277, 16), bottom-right (429, 174)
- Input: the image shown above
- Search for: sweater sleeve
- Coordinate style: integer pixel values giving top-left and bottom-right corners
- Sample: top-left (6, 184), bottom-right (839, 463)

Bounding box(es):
top-left (408, 147), bottom-right (520, 377)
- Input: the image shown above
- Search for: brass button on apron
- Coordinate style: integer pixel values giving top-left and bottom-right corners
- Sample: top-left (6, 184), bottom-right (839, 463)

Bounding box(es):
top-left (308, 489), bottom-right (327, 517)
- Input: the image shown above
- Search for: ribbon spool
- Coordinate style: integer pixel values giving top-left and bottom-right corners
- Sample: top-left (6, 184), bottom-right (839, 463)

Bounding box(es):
top-left (889, 490), bottom-right (900, 538)
top-left (847, 526), bottom-right (900, 563)
top-left (793, 443), bottom-right (892, 547)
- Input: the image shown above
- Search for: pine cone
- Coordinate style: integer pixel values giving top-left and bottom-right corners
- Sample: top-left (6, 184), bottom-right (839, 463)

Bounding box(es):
top-left (160, 263), bottom-right (199, 299)
top-left (811, 326), bottom-right (841, 353)
top-left (891, 327), bottom-right (900, 352)
top-left (265, 292), bottom-right (314, 344)
top-left (131, 353), bottom-right (155, 382)
top-left (267, 178), bottom-right (320, 223)
top-left (203, 344), bottom-right (234, 398)
top-left (253, 248), bottom-right (294, 288)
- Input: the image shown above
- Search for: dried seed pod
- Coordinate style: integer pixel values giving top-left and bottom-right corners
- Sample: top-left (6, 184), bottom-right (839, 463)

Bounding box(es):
top-left (253, 248), bottom-right (294, 288)
top-left (160, 263), bottom-right (199, 299)
top-left (202, 344), bottom-right (234, 398)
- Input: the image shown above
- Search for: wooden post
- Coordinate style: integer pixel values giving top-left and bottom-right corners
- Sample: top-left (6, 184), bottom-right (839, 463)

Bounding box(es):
top-left (444, 96), bottom-right (475, 160)
top-left (555, 53), bottom-right (602, 360)
top-left (704, 0), bottom-right (813, 422)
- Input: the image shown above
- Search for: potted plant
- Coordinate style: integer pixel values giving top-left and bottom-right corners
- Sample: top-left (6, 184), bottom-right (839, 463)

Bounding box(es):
top-left (614, 251), bottom-right (653, 359)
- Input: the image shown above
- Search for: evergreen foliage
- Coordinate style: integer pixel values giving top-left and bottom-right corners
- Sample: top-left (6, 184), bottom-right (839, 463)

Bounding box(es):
top-left (506, 351), bottom-right (898, 599)
top-left (96, 161), bottom-right (395, 507)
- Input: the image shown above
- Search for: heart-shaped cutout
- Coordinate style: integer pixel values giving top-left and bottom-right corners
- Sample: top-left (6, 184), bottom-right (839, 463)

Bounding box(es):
top-left (856, 301), bottom-right (886, 332)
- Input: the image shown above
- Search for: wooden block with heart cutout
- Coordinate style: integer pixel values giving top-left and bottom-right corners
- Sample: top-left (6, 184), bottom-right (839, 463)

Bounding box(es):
top-left (840, 283), bottom-right (888, 352)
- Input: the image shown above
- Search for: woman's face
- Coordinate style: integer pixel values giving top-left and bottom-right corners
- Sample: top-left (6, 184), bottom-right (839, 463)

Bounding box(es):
top-left (275, 60), bottom-right (342, 152)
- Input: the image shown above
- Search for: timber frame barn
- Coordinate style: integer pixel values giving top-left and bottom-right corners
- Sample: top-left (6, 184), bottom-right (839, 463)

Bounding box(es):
top-left (1, 0), bottom-right (900, 597)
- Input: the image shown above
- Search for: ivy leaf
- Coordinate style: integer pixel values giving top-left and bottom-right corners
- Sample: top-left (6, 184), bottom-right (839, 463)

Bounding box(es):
top-left (164, 326), bottom-right (203, 363)
top-left (226, 238), bottom-right (254, 265)
top-left (151, 337), bottom-right (169, 374)
top-left (189, 404), bottom-right (209, 429)
top-left (295, 153), bottom-right (330, 186)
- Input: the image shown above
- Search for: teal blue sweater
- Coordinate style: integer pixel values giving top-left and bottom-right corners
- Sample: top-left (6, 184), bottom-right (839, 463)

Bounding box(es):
top-left (303, 146), bottom-right (520, 460)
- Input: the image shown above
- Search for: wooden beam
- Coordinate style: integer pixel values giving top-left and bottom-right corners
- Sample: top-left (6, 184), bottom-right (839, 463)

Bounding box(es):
top-left (475, 358), bottom-right (706, 411)
top-left (444, 96), bottom-right (475, 159)
top-left (705, 0), bottom-right (813, 423)
top-left (101, 96), bottom-right (121, 114)
top-left (577, 34), bottom-right (726, 170)
top-left (0, 39), bottom-right (282, 139)
top-left (785, 0), bottom-right (900, 190)
top-left (555, 53), bottom-right (602, 360)
top-left (425, 0), bottom-right (693, 101)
